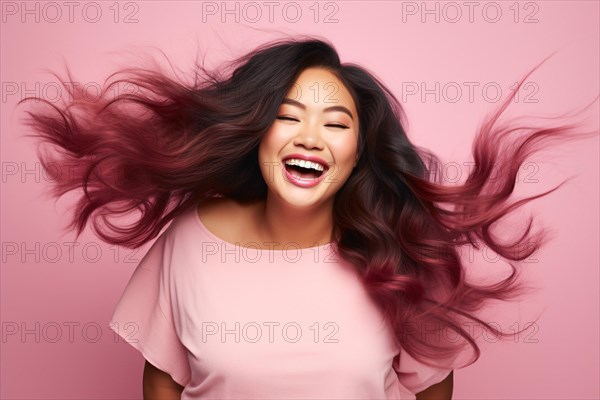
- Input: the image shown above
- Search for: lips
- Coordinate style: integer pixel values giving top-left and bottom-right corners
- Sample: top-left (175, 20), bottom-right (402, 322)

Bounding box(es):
top-left (282, 153), bottom-right (329, 188)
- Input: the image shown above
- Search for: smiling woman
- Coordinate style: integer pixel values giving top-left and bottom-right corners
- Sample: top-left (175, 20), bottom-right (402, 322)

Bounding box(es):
top-left (256, 67), bottom-right (360, 246)
top-left (18, 35), bottom-right (597, 399)
top-left (275, 94), bottom-right (355, 187)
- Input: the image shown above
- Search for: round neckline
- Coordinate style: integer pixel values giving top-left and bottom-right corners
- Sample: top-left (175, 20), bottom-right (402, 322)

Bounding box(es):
top-left (191, 204), bottom-right (338, 254)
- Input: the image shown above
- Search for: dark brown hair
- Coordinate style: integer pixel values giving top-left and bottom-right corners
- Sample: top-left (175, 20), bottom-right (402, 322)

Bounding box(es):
top-left (19, 35), bottom-right (598, 371)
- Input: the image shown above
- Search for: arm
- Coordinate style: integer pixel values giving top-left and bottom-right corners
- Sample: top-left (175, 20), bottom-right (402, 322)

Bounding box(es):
top-left (143, 360), bottom-right (185, 399)
top-left (415, 370), bottom-right (453, 400)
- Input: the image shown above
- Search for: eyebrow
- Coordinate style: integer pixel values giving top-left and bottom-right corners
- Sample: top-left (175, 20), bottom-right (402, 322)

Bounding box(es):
top-left (281, 98), bottom-right (354, 121)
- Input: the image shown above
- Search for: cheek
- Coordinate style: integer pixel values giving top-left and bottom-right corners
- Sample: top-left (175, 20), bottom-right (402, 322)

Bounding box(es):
top-left (259, 127), bottom-right (287, 158)
top-left (258, 131), bottom-right (284, 178)
top-left (331, 140), bottom-right (358, 164)
top-left (258, 133), bottom-right (274, 162)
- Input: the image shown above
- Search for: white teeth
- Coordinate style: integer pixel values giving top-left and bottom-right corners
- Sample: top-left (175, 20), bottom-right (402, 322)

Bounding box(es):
top-left (284, 158), bottom-right (325, 172)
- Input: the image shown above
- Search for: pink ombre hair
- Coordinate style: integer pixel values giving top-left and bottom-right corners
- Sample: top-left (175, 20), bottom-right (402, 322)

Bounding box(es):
top-left (19, 35), bottom-right (599, 371)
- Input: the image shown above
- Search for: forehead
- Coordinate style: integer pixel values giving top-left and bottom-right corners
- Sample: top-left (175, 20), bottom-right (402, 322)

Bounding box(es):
top-left (285, 67), bottom-right (356, 110)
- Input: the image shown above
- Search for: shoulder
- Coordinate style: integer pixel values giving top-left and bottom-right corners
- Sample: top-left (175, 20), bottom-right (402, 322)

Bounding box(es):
top-left (196, 196), bottom-right (240, 228)
top-left (196, 196), bottom-right (262, 243)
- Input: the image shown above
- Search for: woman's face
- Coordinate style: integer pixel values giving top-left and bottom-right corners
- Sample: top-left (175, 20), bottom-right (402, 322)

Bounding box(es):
top-left (258, 67), bottom-right (360, 210)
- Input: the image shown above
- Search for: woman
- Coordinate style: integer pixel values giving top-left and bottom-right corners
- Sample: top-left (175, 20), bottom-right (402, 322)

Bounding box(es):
top-left (19, 36), bottom-right (596, 399)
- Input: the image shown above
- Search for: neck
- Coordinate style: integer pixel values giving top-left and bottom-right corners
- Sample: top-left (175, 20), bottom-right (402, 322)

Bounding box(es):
top-left (256, 195), bottom-right (335, 250)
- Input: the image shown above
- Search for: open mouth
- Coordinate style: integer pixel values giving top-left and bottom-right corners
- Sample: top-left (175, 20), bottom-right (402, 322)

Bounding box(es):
top-left (283, 158), bottom-right (328, 180)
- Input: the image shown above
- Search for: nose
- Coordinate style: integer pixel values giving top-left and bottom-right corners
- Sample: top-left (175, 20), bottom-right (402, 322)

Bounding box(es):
top-left (293, 121), bottom-right (324, 150)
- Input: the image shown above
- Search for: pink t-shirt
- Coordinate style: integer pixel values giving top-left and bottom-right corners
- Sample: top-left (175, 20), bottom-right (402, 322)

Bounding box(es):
top-left (109, 204), bottom-right (453, 399)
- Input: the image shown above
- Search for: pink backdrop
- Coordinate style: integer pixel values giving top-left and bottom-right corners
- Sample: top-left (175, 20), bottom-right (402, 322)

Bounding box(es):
top-left (2, 1), bottom-right (598, 398)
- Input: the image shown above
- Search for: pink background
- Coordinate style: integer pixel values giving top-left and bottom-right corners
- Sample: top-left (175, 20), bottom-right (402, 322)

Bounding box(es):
top-left (2, 1), bottom-right (598, 398)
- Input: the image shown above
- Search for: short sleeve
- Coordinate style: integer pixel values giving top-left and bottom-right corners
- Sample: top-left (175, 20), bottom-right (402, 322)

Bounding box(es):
top-left (109, 229), bottom-right (191, 387)
top-left (394, 347), bottom-right (453, 396)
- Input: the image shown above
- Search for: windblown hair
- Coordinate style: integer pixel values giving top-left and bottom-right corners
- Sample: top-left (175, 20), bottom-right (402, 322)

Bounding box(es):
top-left (19, 35), bottom-right (597, 371)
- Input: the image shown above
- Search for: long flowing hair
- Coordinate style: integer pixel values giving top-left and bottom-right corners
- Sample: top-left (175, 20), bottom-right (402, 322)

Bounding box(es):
top-left (19, 35), bottom-right (598, 370)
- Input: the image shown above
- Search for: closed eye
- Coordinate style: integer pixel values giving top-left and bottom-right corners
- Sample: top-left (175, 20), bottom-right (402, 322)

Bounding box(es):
top-left (276, 116), bottom-right (349, 129)
top-left (276, 116), bottom-right (299, 122)
top-left (325, 124), bottom-right (349, 129)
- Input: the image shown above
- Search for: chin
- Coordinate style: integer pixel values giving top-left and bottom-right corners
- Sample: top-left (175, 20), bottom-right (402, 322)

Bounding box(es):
top-left (274, 191), bottom-right (329, 210)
